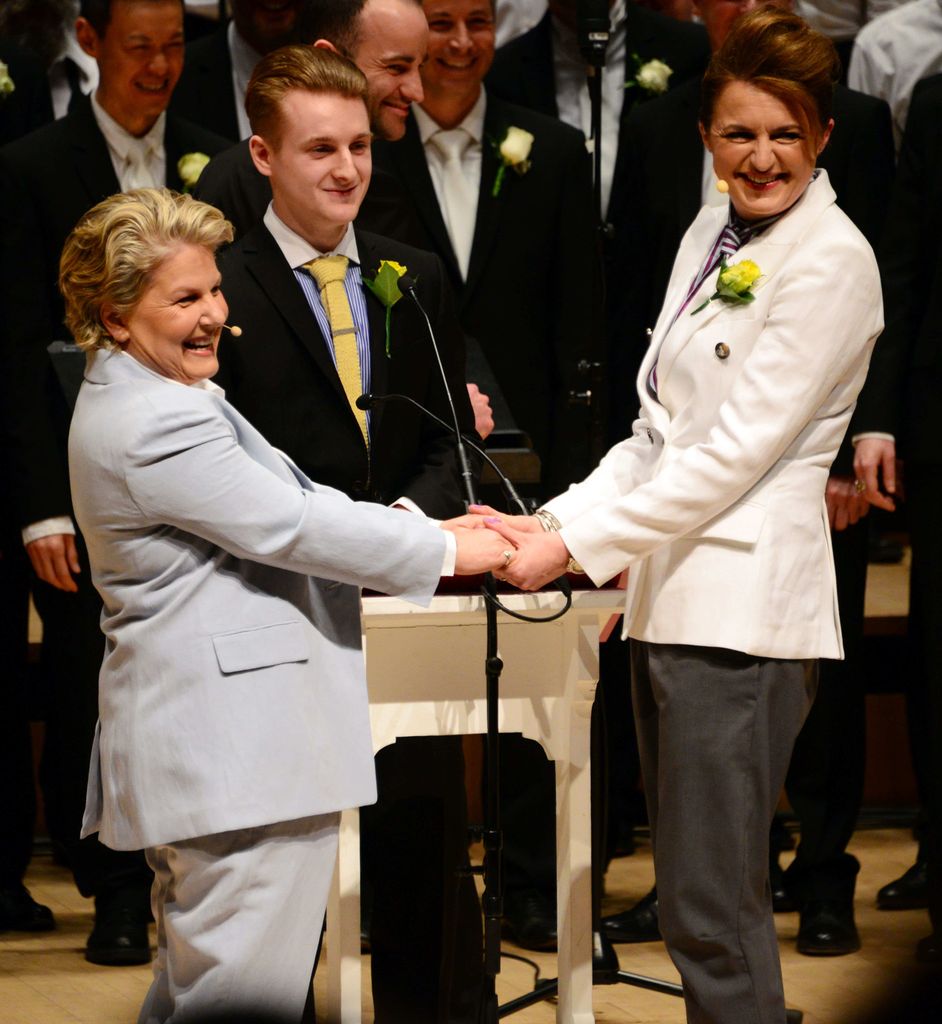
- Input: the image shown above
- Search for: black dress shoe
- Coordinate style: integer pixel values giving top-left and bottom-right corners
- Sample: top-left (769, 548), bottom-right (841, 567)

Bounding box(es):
top-left (502, 889), bottom-right (557, 951)
top-left (796, 900), bottom-right (860, 956)
top-left (0, 884), bottom-right (55, 932)
top-left (86, 896), bottom-right (151, 966)
top-left (877, 860), bottom-right (928, 910)
top-left (600, 887), bottom-right (660, 943)
top-left (916, 932), bottom-right (942, 963)
top-left (770, 859), bottom-right (798, 913)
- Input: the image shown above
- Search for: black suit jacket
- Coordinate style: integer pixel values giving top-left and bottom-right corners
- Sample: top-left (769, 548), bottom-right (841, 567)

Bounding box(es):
top-left (0, 96), bottom-right (229, 525)
top-left (372, 96), bottom-right (601, 493)
top-left (857, 73), bottom-right (942, 465)
top-left (195, 138), bottom-right (426, 244)
top-left (610, 76), bottom-right (895, 463)
top-left (216, 223), bottom-right (475, 517)
top-left (0, 43), bottom-right (53, 147)
top-left (170, 26), bottom-right (241, 143)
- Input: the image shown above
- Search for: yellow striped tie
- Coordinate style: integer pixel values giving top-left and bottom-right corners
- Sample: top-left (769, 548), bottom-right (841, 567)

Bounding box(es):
top-left (305, 255), bottom-right (369, 445)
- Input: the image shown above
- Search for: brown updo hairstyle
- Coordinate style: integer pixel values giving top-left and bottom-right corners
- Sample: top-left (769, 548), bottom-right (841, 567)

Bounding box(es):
top-left (700, 8), bottom-right (840, 153)
top-left (59, 188), bottom-right (233, 352)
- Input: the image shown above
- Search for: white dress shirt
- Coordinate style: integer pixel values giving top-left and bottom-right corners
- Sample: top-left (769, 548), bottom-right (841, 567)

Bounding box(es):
top-left (228, 21), bottom-right (262, 140)
top-left (551, 0), bottom-right (626, 217)
top-left (91, 93), bottom-right (166, 190)
top-left (413, 90), bottom-right (486, 279)
top-left (262, 205), bottom-right (457, 568)
top-left (848, 0), bottom-right (942, 150)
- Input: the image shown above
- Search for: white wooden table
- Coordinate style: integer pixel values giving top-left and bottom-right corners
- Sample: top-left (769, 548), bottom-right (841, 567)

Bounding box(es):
top-left (326, 587), bottom-right (623, 1024)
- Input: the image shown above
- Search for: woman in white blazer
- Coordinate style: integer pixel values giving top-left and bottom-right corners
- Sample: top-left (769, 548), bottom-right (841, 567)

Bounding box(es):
top-left (60, 188), bottom-right (508, 1024)
top-left (477, 11), bottom-right (884, 1024)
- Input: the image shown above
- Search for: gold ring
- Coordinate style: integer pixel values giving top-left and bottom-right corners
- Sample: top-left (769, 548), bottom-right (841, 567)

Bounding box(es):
top-left (854, 479), bottom-right (866, 494)
top-left (502, 549), bottom-right (513, 565)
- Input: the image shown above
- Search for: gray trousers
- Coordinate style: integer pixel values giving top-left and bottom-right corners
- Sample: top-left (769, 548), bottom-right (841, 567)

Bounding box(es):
top-left (139, 812), bottom-right (340, 1024)
top-left (631, 641), bottom-right (817, 1024)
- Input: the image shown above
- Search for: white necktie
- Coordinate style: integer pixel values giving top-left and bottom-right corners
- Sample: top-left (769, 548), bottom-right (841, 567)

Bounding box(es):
top-left (124, 140), bottom-right (157, 190)
top-left (430, 128), bottom-right (477, 280)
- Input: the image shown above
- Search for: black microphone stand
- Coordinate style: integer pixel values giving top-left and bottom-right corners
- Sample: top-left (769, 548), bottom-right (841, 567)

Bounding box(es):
top-left (392, 280), bottom-right (573, 1024)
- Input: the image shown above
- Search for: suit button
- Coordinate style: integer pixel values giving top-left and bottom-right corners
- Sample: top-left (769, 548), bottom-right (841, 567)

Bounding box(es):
top-left (715, 342), bottom-right (730, 360)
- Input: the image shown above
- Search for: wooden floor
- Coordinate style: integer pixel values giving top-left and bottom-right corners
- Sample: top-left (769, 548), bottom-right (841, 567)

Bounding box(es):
top-left (0, 827), bottom-right (936, 1023)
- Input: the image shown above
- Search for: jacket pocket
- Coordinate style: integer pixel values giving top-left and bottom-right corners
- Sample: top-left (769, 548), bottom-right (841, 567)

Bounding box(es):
top-left (684, 500), bottom-right (766, 545)
top-left (211, 620), bottom-right (309, 675)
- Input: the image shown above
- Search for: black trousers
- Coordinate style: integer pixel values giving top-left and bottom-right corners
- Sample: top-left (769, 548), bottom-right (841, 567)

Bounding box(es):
top-left (904, 464), bottom-right (942, 932)
top-left (362, 736), bottom-right (483, 1024)
top-left (0, 521), bottom-right (36, 889)
top-left (783, 515), bottom-right (869, 902)
top-left (29, 530), bottom-right (150, 901)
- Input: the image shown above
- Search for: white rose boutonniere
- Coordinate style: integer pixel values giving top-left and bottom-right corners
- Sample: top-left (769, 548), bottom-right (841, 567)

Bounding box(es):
top-left (625, 55), bottom-right (672, 97)
top-left (177, 152), bottom-right (210, 193)
top-left (0, 60), bottom-right (15, 100)
top-left (492, 126), bottom-right (534, 197)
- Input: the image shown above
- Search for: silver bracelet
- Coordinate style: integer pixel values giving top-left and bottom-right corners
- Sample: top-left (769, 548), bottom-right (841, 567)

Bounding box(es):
top-left (534, 508), bottom-right (583, 574)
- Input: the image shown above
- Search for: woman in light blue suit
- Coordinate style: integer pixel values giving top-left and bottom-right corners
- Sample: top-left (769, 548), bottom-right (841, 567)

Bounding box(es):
top-left (60, 188), bottom-right (508, 1024)
top-left (478, 11), bottom-right (884, 1024)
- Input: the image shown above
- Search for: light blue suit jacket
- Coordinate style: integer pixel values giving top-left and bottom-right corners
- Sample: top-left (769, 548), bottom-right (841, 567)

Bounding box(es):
top-left (70, 349), bottom-right (446, 850)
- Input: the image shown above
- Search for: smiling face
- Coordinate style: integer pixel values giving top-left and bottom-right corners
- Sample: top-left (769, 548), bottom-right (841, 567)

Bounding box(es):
top-left (103, 244), bottom-right (228, 384)
top-left (351, 0), bottom-right (428, 140)
top-left (77, 0), bottom-right (184, 137)
top-left (250, 90), bottom-right (372, 251)
top-left (701, 80), bottom-right (831, 221)
top-left (231, 0), bottom-right (304, 55)
top-left (421, 0), bottom-right (495, 102)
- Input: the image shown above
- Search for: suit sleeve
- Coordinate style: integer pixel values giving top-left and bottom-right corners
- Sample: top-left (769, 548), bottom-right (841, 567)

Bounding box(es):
top-left (394, 254), bottom-right (480, 517)
top-left (546, 232), bottom-right (883, 585)
top-left (827, 93), bottom-right (895, 472)
top-left (852, 79), bottom-right (940, 439)
top-left (0, 148), bottom-right (74, 526)
top-left (116, 390), bottom-right (447, 603)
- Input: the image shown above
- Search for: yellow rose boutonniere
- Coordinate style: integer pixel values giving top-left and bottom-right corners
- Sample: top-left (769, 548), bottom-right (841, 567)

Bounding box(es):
top-left (625, 55), bottom-right (672, 97)
top-left (363, 260), bottom-right (408, 357)
top-left (492, 126), bottom-right (534, 197)
top-left (0, 61), bottom-right (15, 99)
top-left (177, 152), bottom-right (210, 193)
top-left (691, 256), bottom-right (762, 315)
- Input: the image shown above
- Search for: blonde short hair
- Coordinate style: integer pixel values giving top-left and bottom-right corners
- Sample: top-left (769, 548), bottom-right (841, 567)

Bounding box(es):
top-left (59, 188), bottom-right (233, 352)
top-left (245, 44), bottom-right (368, 145)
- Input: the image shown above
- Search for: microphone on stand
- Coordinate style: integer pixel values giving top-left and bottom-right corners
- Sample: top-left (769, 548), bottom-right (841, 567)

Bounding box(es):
top-left (396, 274), bottom-right (477, 509)
top-left (577, 0), bottom-right (611, 69)
top-left (356, 392), bottom-right (530, 515)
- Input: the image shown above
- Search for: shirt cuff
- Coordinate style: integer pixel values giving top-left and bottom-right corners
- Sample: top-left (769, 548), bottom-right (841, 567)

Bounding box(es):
top-left (440, 529), bottom-right (457, 577)
top-left (391, 495), bottom-right (428, 518)
top-left (22, 516), bottom-right (76, 546)
top-left (851, 432), bottom-right (895, 445)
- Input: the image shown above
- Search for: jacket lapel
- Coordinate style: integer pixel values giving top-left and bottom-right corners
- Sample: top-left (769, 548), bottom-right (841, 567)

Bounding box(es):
top-left (355, 232), bottom-right (393, 411)
top-left (241, 223), bottom-right (351, 409)
top-left (67, 97), bottom-right (121, 203)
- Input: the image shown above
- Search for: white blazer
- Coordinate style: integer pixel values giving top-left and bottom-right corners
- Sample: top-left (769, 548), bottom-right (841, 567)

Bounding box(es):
top-left (69, 349), bottom-right (447, 850)
top-left (545, 172), bottom-right (883, 660)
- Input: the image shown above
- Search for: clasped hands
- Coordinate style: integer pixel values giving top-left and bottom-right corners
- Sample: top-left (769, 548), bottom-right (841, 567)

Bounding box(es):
top-left (443, 505), bottom-right (573, 590)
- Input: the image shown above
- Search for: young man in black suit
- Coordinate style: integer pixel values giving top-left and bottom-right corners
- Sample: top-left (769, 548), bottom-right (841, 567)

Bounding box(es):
top-left (216, 43), bottom-right (483, 1023)
top-left (170, 0), bottom-right (304, 142)
top-left (854, 72), bottom-right (942, 964)
top-left (600, 0), bottom-right (895, 957)
top-left (0, 0), bottom-right (226, 966)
